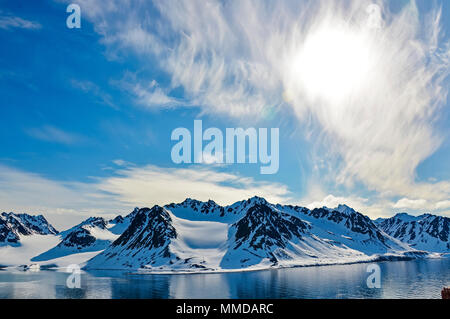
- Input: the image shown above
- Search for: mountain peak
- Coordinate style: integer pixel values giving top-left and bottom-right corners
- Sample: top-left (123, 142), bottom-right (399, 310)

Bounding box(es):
top-left (182, 198), bottom-right (197, 204)
top-left (335, 204), bottom-right (356, 215)
top-left (110, 215), bottom-right (124, 224)
top-left (150, 205), bottom-right (165, 212)
top-left (0, 212), bottom-right (58, 245)
top-left (418, 213), bottom-right (435, 219)
top-left (379, 212), bottom-right (449, 252)
top-left (246, 196), bottom-right (268, 205)
top-left (393, 212), bottom-right (419, 222)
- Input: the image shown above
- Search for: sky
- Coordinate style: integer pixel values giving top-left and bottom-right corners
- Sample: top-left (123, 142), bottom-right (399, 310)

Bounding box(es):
top-left (0, 0), bottom-right (449, 229)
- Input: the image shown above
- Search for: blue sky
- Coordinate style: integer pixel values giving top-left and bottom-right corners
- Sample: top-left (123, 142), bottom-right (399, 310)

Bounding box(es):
top-left (0, 0), bottom-right (449, 228)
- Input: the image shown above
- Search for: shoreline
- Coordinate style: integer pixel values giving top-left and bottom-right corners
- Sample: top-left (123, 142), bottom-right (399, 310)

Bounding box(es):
top-left (1, 252), bottom-right (446, 275)
top-left (83, 252), bottom-right (444, 275)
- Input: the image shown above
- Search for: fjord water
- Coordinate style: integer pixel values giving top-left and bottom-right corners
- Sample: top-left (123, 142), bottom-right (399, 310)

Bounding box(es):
top-left (0, 258), bottom-right (449, 299)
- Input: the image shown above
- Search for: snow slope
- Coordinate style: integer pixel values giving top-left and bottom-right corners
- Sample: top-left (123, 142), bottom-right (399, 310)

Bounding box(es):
top-left (84, 197), bottom-right (429, 272)
top-left (2, 199), bottom-right (444, 272)
top-left (0, 212), bottom-right (58, 244)
top-left (85, 206), bottom-right (178, 270)
top-left (31, 211), bottom-right (137, 262)
top-left (376, 213), bottom-right (450, 252)
top-left (0, 209), bottom-right (137, 268)
top-left (0, 233), bottom-right (99, 268)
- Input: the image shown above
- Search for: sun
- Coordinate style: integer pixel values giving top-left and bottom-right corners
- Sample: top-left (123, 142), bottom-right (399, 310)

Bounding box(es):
top-left (293, 25), bottom-right (375, 104)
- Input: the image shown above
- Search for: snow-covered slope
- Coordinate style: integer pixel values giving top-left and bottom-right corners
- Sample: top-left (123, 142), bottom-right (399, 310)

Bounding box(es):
top-left (220, 202), bottom-right (311, 269)
top-left (0, 212), bottom-right (58, 245)
top-left (3, 199), bottom-right (445, 272)
top-left (376, 213), bottom-right (450, 252)
top-left (85, 206), bottom-right (178, 269)
top-left (0, 234), bottom-right (100, 268)
top-left (84, 197), bottom-right (428, 272)
top-left (0, 209), bottom-right (138, 268)
top-left (219, 200), bottom-right (422, 270)
top-left (0, 212), bottom-right (62, 267)
top-left (282, 204), bottom-right (412, 254)
top-left (32, 209), bottom-right (138, 262)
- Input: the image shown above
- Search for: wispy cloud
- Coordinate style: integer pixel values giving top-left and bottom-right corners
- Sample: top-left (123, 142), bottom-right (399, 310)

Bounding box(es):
top-left (112, 159), bottom-right (135, 167)
top-left (1, 162), bottom-right (448, 231)
top-left (393, 198), bottom-right (428, 210)
top-left (435, 200), bottom-right (450, 210)
top-left (26, 125), bottom-right (86, 145)
top-left (96, 164), bottom-right (292, 207)
top-left (65, 0), bottom-right (283, 117)
top-left (0, 15), bottom-right (41, 30)
top-left (394, 197), bottom-right (450, 211)
top-left (113, 74), bottom-right (182, 109)
top-left (0, 164), bottom-right (121, 229)
top-left (71, 79), bottom-right (118, 109)
top-left (58, 0), bottom-right (450, 212)
top-left (305, 194), bottom-right (369, 212)
top-left (0, 163), bottom-right (292, 229)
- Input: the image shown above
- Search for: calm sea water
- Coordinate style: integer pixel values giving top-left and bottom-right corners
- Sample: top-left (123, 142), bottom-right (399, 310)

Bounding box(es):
top-left (0, 258), bottom-right (449, 299)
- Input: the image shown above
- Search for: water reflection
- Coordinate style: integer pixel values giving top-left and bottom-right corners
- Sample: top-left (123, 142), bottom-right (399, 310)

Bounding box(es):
top-left (169, 273), bottom-right (230, 298)
top-left (0, 258), bottom-right (448, 299)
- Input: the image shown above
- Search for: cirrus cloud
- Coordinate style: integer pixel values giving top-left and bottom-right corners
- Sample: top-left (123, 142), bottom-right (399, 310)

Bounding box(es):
top-left (0, 163), bottom-right (292, 229)
top-left (26, 125), bottom-right (88, 145)
top-left (57, 0), bottom-right (450, 212)
top-left (0, 15), bottom-right (41, 30)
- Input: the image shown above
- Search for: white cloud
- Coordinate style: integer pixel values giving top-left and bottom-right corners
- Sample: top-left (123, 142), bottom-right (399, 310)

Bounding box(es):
top-left (58, 0), bottom-right (450, 211)
top-left (392, 197), bottom-right (450, 214)
top-left (112, 159), bottom-right (135, 167)
top-left (298, 190), bottom-right (395, 220)
top-left (393, 198), bottom-right (428, 210)
top-left (65, 0), bottom-right (283, 117)
top-left (114, 75), bottom-right (182, 109)
top-left (1, 162), bottom-right (447, 230)
top-left (279, 1), bottom-right (450, 206)
top-left (0, 165), bottom-right (121, 229)
top-left (0, 15), bottom-right (41, 30)
top-left (434, 200), bottom-right (450, 210)
top-left (96, 164), bottom-right (292, 207)
top-left (71, 79), bottom-right (118, 109)
top-left (26, 125), bottom-right (87, 145)
top-left (305, 194), bottom-right (369, 212)
top-left (201, 151), bottom-right (225, 165)
top-left (0, 164), bottom-right (292, 229)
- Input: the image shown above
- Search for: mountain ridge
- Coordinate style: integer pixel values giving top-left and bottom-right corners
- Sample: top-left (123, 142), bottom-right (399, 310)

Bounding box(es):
top-left (0, 212), bottom-right (58, 245)
top-left (1, 198), bottom-right (448, 271)
top-left (376, 212), bottom-right (450, 252)
top-left (82, 197), bottom-right (444, 271)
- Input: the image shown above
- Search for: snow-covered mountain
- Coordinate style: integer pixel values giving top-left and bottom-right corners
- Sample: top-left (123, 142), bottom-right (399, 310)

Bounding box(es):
top-left (2, 199), bottom-right (447, 272)
top-left (32, 208), bottom-right (139, 262)
top-left (0, 209), bottom-right (139, 267)
top-left (376, 213), bottom-right (450, 253)
top-left (84, 197), bottom-right (429, 272)
top-left (220, 202), bottom-right (311, 269)
top-left (0, 212), bottom-right (58, 245)
top-left (0, 212), bottom-right (63, 267)
top-left (85, 206), bottom-right (178, 269)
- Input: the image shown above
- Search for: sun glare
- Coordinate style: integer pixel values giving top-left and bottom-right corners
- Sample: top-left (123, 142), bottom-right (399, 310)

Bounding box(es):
top-left (294, 25), bottom-right (374, 103)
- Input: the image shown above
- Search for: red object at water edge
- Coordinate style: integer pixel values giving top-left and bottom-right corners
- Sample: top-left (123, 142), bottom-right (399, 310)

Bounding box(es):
top-left (442, 288), bottom-right (450, 299)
